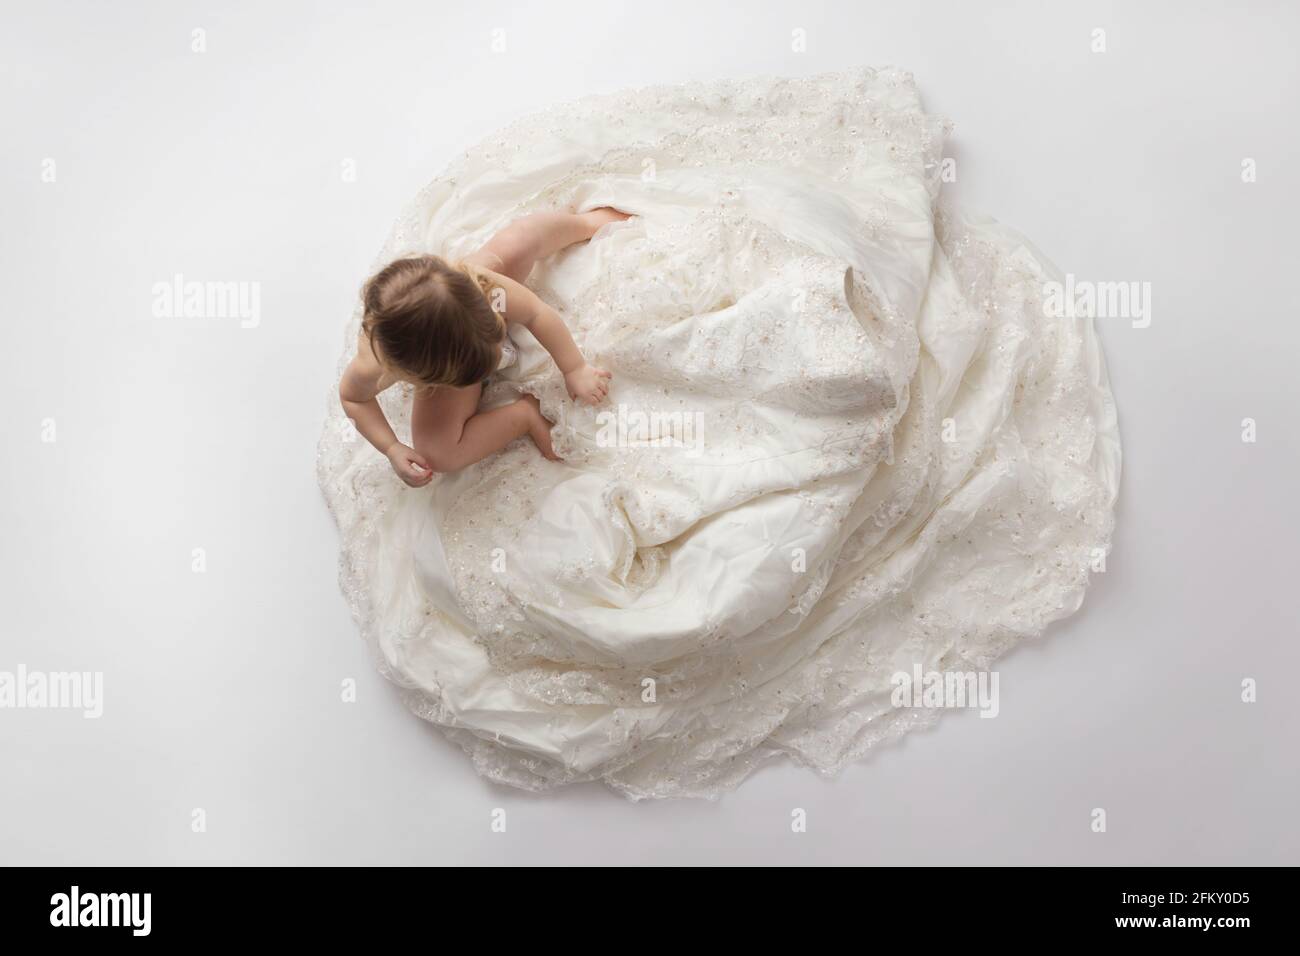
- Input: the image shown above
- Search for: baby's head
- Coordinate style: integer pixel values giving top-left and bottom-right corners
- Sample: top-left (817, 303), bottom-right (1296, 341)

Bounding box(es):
top-left (361, 256), bottom-right (505, 388)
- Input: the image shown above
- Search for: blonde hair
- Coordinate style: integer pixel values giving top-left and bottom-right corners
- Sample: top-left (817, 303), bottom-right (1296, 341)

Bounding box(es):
top-left (360, 256), bottom-right (505, 388)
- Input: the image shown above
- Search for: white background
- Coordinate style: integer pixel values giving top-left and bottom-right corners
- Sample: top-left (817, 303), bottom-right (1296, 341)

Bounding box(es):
top-left (3, 0), bottom-right (1297, 865)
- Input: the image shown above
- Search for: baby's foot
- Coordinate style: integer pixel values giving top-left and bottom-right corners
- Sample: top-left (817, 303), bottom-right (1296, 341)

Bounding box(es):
top-left (519, 393), bottom-right (561, 461)
top-left (582, 206), bottom-right (633, 233)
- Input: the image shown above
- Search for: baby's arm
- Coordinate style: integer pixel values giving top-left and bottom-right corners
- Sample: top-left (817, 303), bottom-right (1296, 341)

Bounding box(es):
top-left (486, 270), bottom-right (611, 405)
top-left (338, 337), bottom-right (433, 487)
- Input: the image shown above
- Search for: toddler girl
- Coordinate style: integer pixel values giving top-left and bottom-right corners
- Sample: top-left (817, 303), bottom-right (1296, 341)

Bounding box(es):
top-left (339, 208), bottom-right (628, 486)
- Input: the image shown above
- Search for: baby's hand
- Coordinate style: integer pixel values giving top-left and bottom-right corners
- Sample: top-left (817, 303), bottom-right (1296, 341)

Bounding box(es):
top-left (564, 363), bottom-right (612, 405)
top-left (386, 441), bottom-right (433, 487)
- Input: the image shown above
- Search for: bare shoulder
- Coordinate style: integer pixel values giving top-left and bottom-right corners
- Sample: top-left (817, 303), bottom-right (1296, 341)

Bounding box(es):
top-left (340, 332), bottom-right (398, 399)
top-left (472, 266), bottom-right (542, 325)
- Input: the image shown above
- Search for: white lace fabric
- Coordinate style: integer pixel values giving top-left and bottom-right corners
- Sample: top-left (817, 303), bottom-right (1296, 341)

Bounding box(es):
top-left (316, 68), bottom-right (1121, 800)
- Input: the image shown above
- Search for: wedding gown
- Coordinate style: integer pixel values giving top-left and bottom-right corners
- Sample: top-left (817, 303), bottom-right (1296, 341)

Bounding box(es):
top-left (317, 68), bottom-right (1121, 799)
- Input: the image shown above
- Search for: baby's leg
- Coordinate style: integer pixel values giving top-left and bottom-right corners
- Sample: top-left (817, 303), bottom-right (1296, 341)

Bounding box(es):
top-left (412, 382), bottom-right (554, 472)
top-left (467, 208), bottom-right (631, 283)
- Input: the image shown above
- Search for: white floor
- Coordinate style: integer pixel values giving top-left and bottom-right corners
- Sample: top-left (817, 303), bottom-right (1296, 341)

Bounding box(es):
top-left (3, 0), bottom-right (1297, 865)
